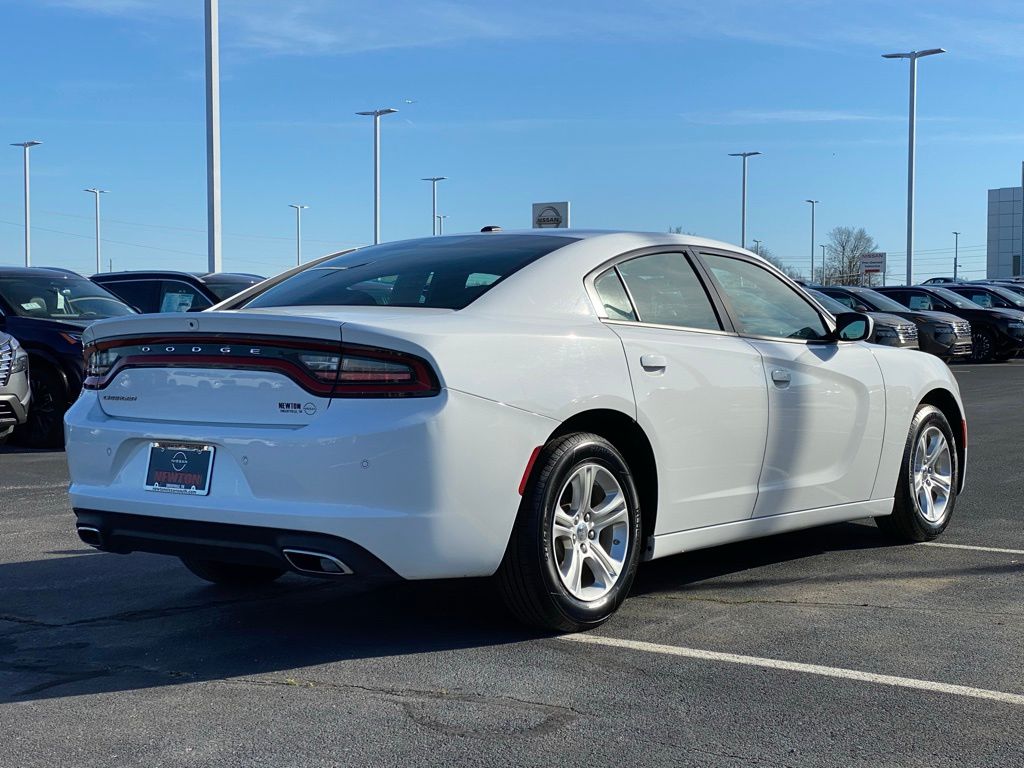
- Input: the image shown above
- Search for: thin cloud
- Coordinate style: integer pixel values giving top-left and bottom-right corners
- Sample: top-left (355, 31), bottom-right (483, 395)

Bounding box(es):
top-left (35, 0), bottom-right (1024, 61)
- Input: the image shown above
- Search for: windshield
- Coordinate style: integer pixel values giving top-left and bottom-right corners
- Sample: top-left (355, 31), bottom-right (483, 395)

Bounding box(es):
top-left (244, 235), bottom-right (577, 311)
top-left (204, 278), bottom-right (261, 301)
top-left (807, 289), bottom-right (846, 316)
top-left (986, 285), bottom-right (1024, 308)
top-left (849, 288), bottom-right (909, 312)
top-left (930, 286), bottom-right (986, 309)
top-left (0, 275), bottom-right (136, 320)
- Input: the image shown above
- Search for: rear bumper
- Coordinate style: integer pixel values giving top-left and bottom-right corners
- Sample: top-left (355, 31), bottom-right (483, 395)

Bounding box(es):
top-left (65, 388), bottom-right (557, 580)
top-left (74, 509), bottom-right (399, 582)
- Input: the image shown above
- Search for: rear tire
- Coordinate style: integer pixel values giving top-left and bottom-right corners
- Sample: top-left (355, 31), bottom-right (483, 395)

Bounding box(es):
top-left (875, 404), bottom-right (958, 543)
top-left (497, 432), bottom-right (642, 632)
top-left (181, 558), bottom-right (285, 586)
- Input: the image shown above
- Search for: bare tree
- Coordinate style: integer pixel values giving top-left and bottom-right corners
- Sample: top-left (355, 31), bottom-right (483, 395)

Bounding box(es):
top-left (751, 242), bottom-right (803, 280)
top-left (823, 226), bottom-right (878, 285)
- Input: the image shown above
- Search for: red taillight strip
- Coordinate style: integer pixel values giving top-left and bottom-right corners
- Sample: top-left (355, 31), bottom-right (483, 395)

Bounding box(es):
top-left (83, 335), bottom-right (439, 398)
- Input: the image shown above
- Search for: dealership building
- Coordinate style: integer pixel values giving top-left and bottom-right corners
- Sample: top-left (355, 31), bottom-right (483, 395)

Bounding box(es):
top-left (987, 186), bottom-right (1024, 278)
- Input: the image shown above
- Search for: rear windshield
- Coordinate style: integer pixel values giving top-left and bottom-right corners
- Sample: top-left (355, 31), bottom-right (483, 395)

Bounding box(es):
top-left (0, 275), bottom-right (136, 320)
top-left (243, 235), bottom-right (577, 311)
top-left (204, 277), bottom-right (262, 301)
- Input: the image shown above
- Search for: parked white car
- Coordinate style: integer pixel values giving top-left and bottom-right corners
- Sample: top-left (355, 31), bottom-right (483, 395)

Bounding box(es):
top-left (65, 231), bottom-right (966, 631)
top-left (0, 332), bottom-right (30, 444)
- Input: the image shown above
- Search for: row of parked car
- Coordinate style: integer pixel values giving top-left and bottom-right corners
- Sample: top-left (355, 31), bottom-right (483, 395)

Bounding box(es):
top-left (0, 267), bottom-right (263, 447)
top-left (1, 258), bottom-right (1023, 450)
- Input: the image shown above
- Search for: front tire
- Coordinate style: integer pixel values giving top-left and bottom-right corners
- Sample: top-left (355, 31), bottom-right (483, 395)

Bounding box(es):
top-left (181, 558), bottom-right (285, 586)
top-left (497, 432), bottom-right (642, 632)
top-left (876, 404), bottom-right (958, 542)
top-left (971, 329), bottom-right (996, 363)
top-left (18, 363), bottom-right (68, 449)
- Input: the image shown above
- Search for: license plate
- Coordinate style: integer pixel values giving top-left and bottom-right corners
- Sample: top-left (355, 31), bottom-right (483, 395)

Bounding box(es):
top-left (144, 443), bottom-right (215, 496)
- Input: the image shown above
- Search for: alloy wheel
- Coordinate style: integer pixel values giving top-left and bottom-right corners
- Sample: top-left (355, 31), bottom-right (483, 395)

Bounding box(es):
top-left (912, 425), bottom-right (953, 523)
top-left (550, 463), bottom-right (630, 602)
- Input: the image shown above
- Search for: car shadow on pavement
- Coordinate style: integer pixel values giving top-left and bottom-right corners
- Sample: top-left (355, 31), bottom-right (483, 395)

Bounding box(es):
top-left (2, 521), bottom-right (1015, 704)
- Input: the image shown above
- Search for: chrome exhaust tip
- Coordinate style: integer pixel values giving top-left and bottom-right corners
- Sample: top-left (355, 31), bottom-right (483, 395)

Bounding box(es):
top-left (77, 525), bottom-right (103, 547)
top-left (282, 548), bottom-right (353, 576)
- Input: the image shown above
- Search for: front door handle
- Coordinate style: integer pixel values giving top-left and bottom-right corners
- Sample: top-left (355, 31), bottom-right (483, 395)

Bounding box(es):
top-left (771, 369), bottom-right (792, 387)
top-left (640, 354), bottom-right (668, 372)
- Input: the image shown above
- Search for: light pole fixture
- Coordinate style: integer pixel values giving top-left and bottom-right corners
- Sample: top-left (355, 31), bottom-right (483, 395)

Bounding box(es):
top-left (11, 140), bottom-right (42, 267)
top-left (883, 47), bottom-right (946, 285)
top-left (820, 244), bottom-right (827, 284)
top-left (436, 214), bottom-right (448, 235)
top-left (728, 151), bottom-right (761, 249)
top-left (751, 238), bottom-right (762, 254)
top-left (952, 230), bottom-right (960, 280)
top-left (84, 188), bottom-right (108, 274)
top-left (422, 176), bottom-right (447, 235)
top-left (205, 0), bottom-right (222, 273)
top-left (356, 107), bottom-right (399, 244)
top-left (805, 200), bottom-right (819, 284)
top-left (289, 204), bottom-right (309, 266)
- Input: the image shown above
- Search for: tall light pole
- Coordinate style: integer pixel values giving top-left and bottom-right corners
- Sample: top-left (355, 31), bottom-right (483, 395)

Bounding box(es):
top-left (422, 176), bottom-right (446, 235)
top-left (883, 48), bottom-right (946, 285)
top-left (289, 204), bottom-right (308, 266)
top-left (752, 238), bottom-right (762, 255)
top-left (952, 230), bottom-right (960, 280)
top-left (436, 214), bottom-right (448, 235)
top-left (84, 188), bottom-right (108, 274)
top-left (11, 141), bottom-right (41, 267)
top-left (820, 244), bottom-right (827, 284)
top-left (728, 151), bottom-right (761, 248)
top-left (205, 0), bottom-right (222, 273)
top-left (805, 199), bottom-right (819, 284)
top-left (356, 107), bottom-right (398, 244)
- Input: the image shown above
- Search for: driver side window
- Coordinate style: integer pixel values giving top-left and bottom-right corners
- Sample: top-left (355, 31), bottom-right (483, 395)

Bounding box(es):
top-left (702, 253), bottom-right (829, 341)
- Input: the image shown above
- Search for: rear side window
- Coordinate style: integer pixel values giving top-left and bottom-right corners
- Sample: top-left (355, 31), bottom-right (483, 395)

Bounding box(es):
top-left (244, 235), bottom-right (577, 311)
top-left (593, 269), bottom-right (636, 321)
top-left (616, 252), bottom-right (721, 330)
top-left (160, 281), bottom-right (212, 313)
top-left (823, 291), bottom-right (857, 309)
top-left (904, 293), bottom-right (934, 311)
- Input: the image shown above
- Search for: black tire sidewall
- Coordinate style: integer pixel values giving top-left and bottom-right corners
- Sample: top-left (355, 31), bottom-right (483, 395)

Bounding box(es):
top-left (22, 363), bottom-right (68, 448)
top-left (530, 435), bottom-right (642, 628)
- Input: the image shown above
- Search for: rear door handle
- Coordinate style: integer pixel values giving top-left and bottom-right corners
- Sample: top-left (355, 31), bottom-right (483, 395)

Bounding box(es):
top-left (640, 354), bottom-right (668, 371)
top-left (771, 369), bottom-right (792, 387)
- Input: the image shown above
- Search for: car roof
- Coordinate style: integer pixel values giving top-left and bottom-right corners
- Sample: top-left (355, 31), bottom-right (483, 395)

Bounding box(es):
top-left (0, 267), bottom-right (89, 278)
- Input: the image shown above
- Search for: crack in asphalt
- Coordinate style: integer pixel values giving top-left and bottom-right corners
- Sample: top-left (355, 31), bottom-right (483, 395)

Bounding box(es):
top-left (215, 676), bottom-right (585, 736)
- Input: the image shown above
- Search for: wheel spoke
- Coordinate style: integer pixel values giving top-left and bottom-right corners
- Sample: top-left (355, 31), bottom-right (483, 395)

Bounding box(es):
top-left (932, 474), bottom-right (952, 495)
top-left (553, 509), bottom-right (575, 538)
top-left (591, 493), bottom-right (627, 530)
top-left (588, 543), bottom-right (619, 585)
top-left (566, 549), bottom-right (583, 595)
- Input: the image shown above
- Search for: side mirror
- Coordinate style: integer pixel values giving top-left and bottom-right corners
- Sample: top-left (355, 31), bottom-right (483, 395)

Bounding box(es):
top-left (834, 312), bottom-right (874, 342)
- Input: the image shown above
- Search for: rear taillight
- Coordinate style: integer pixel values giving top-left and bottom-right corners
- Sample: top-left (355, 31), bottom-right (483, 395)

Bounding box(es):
top-left (83, 336), bottom-right (438, 398)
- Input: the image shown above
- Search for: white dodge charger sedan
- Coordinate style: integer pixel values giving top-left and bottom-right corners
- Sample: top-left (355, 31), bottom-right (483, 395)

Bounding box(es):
top-left (66, 231), bottom-right (966, 631)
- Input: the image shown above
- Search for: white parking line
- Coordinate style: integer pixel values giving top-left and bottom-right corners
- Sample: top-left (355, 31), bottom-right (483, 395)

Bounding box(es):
top-left (559, 634), bottom-right (1024, 706)
top-left (921, 541), bottom-right (1024, 556)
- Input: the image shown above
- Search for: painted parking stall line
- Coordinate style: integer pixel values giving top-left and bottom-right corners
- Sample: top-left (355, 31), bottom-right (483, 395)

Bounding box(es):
top-left (921, 541), bottom-right (1024, 556)
top-left (559, 634), bottom-right (1024, 707)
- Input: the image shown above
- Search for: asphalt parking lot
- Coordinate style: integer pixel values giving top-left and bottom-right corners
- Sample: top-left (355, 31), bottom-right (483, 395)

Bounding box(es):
top-left (1, 363), bottom-right (1022, 768)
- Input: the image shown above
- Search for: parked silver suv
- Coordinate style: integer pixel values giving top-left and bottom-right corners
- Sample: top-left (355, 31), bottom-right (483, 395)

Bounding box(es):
top-left (0, 332), bottom-right (30, 444)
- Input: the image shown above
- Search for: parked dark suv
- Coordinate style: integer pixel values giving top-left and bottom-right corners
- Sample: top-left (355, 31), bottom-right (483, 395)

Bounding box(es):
top-left (813, 284), bottom-right (972, 361)
top-left (91, 271), bottom-right (264, 313)
top-left (876, 285), bottom-right (1024, 363)
top-left (0, 267), bottom-right (136, 446)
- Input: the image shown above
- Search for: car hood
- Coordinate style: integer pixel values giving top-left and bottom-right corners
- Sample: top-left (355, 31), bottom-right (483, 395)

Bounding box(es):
top-left (867, 312), bottom-right (912, 328)
top-left (892, 310), bottom-right (965, 325)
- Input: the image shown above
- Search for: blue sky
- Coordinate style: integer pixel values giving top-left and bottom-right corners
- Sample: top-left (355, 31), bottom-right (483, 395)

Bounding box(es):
top-left (1, 0), bottom-right (1023, 281)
